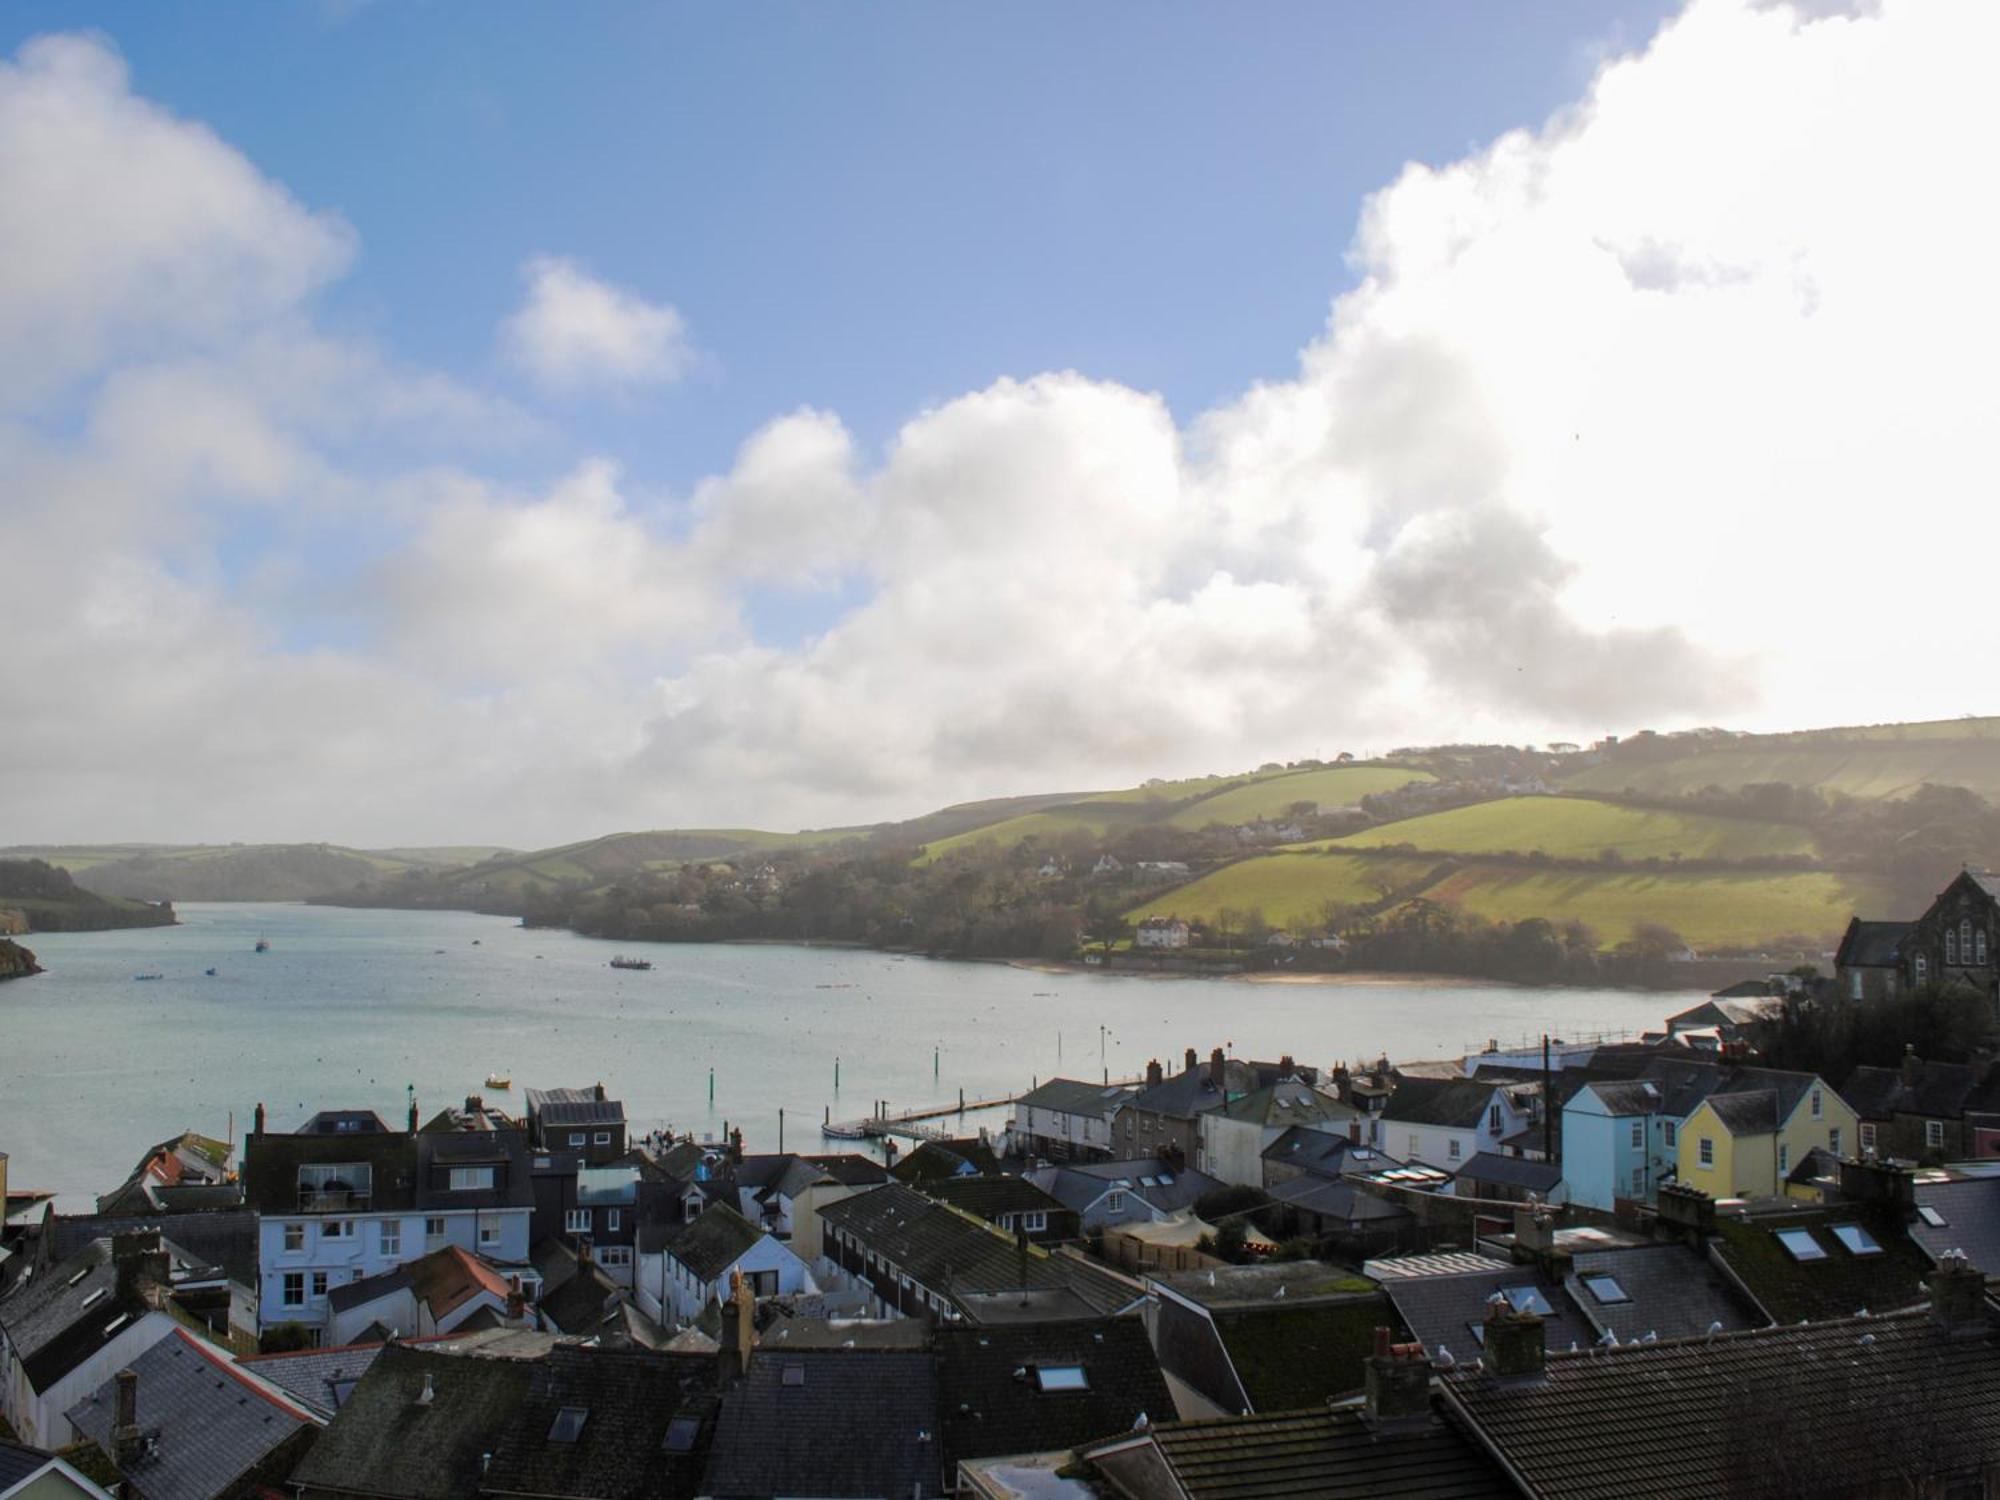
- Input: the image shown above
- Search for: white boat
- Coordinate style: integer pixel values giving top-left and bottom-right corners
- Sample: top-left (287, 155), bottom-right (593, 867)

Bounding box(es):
top-left (485, 1073), bottom-right (512, 1089)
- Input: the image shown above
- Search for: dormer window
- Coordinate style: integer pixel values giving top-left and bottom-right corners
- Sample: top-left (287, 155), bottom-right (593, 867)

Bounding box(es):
top-left (449, 1166), bottom-right (495, 1191)
top-left (548, 1406), bottom-right (588, 1443)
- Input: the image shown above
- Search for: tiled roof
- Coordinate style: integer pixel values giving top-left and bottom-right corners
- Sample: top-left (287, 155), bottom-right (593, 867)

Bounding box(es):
top-left (1836, 917), bottom-right (1915, 968)
top-left (665, 1205), bottom-right (766, 1285)
top-left (1211, 1299), bottom-right (1388, 1411)
top-left (1388, 1267), bottom-right (1591, 1365)
top-left (539, 1266), bottom-right (624, 1336)
top-left (1702, 1089), bottom-right (1780, 1136)
top-left (1264, 1174), bottom-right (1413, 1224)
top-left (47, 1210), bottom-right (257, 1289)
top-left (1025, 1159), bottom-right (1219, 1216)
top-left (1123, 1063), bottom-right (1253, 1122)
top-left (1216, 1081), bottom-right (1357, 1129)
top-left (525, 1087), bottom-right (626, 1128)
top-left (801, 1153), bottom-right (893, 1188)
top-left (328, 1265), bottom-right (413, 1315)
top-left (1440, 1306), bottom-right (2000, 1500)
top-left (1842, 1058), bottom-right (1990, 1120)
top-left (921, 1175), bottom-right (1068, 1225)
top-left (236, 1338), bottom-right (403, 1418)
top-left (1456, 1153), bottom-right (1563, 1194)
top-left (935, 1318), bottom-right (1170, 1474)
top-left (1709, 1210), bottom-right (1933, 1325)
top-left (1379, 1079), bottom-right (1500, 1130)
top-left (0, 1238), bottom-right (158, 1392)
top-left (1574, 1080), bottom-right (1662, 1117)
top-left (891, 1139), bottom-right (999, 1183)
top-left (410, 1244), bottom-right (514, 1321)
top-left (699, 1350), bottom-right (940, 1498)
top-left (1913, 1177), bottom-right (2000, 1270)
top-left (1014, 1078), bottom-right (1136, 1118)
top-left (242, 1128), bottom-right (419, 1215)
top-left (1565, 1244), bottom-right (1762, 1344)
top-left (65, 1329), bottom-right (315, 1500)
top-left (1087, 1402), bottom-right (1514, 1499)
top-left (286, 1344), bottom-right (535, 1500)
top-left (481, 1345), bottom-right (717, 1500)
top-left (0, 1441), bottom-right (58, 1493)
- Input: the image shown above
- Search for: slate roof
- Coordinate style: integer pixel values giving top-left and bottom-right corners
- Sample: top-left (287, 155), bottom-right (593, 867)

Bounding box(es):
top-left (65, 1329), bottom-right (315, 1500)
top-left (0, 1442), bottom-right (59, 1493)
top-left (47, 1211), bottom-right (258, 1290)
top-left (1701, 1089), bottom-right (1780, 1136)
top-left (1913, 1177), bottom-right (2000, 1271)
top-left (1440, 1306), bottom-right (2000, 1500)
top-left (1842, 1057), bottom-right (1992, 1120)
top-left (1122, 1064), bottom-right (1246, 1122)
top-left (801, 1154), bottom-right (893, 1188)
top-left (1259, 1127), bottom-right (1393, 1180)
top-left (1709, 1210), bottom-right (1933, 1324)
top-left (242, 1128), bottom-right (419, 1215)
top-left (700, 1350), bottom-right (940, 1499)
top-left (665, 1205), bottom-right (766, 1284)
top-left (1211, 1299), bottom-right (1389, 1410)
top-left (1086, 1402), bottom-right (1514, 1499)
top-left (891, 1139), bottom-right (999, 1182)
top-left (0, 1237), bottom-right (161, 1393)
top-left (417, 1129), bottom-right (535, 1211)
top-left (921, 1175), bottom-right (1069, 1226)
top-left (935, 1318), bottom-right (1168, 1473)
top-left (1026, 1159), bottom-right (1219, 1216)
top-left (1264, 1174), bottom-right (1413, 1225)
top-left (525, 1087), bottom-right (625, 1129)
top-left (1836, 917), bottom-right (1915, 969)
top-left (539, 1266), bottom-right (624, 1336)
top-left (1456, 1153), bottom-right (1564, 1195)
top-left (481, 1345), bottom-right (717, 1500)
top-left (1213, 1081), bottom-right (1357, 1129)
top-left (1388, 1267), bottom-right (1592, 1365)
top-left (236, 1339), bottom-right (401, 1418)
top-left (1014, 1078), bottom-right (1135, 1118)
top-left (328, 1265), bottom-right (413, 1315)
top-left (1379, 1079), bottom-right (1501, 1130)
top-left (1565, 1244), bottom-right (1762, 1344)
top-left (1574, 1080), bottom-right (1663, 1117)
top-left (285, 1344), bottom-right (535, 1500)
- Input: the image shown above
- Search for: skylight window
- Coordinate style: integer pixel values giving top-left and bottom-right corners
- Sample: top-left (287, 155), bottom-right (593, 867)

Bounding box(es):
top-left (1034, 1365), bottom-right (1089, 1391)
top-left (1157, 1173), bottom-right (1174, 1185)
top-left (102, 1314), bottom-right (130, 1337)
top-left (1501, 1286), bottom-right (1555, 1316)
top-left (548, 1406), bottom-right (588, 1443)
top-left (1918, 1205), bottom-right (1948, 1228)
top-left (662, 1415), bottom-right (701, 1453)
top-left (1830, 1224), bottom-right (1883, 1257)
top-left (1775, 1229), bottom-right (1828, 1262)
top-left (1580, 1273), bottom-right (1631, 1305)
top-left (781, 1362), bottom-right (805, 1387)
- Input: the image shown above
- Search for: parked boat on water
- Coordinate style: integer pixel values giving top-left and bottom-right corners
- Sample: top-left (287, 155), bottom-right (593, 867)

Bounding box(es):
top-left (485, 1073), bottom-right (512, 1089)
top-left (133, 973), bottom-right (163, 981)
top-left (254, 938), bottom-right (269, 953)
top-left (609, 955), bottom-right (653, 971)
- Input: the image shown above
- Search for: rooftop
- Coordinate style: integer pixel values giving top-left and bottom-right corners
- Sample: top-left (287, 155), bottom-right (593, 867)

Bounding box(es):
top-left (936, 1318), bottom-right (1170, 1475)
top-left (700, 1350), bottom-right (938, 1499)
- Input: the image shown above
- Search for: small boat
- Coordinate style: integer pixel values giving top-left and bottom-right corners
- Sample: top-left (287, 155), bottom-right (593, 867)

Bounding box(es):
top-left (485, 1073), bottom-right (512, 1089)
top-left (609, 955), bottom-right (653, 971)
top-left (204, 967), bottom-right (217, 977)
top-left (254, 938), bottom-right (269, 953)
top-left (133, 973), bottom-right (163, 982)
top-left (821, 1121), bottom-right (870, 1140)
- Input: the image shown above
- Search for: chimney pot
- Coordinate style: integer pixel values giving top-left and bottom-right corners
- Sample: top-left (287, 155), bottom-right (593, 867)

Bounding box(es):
top-left (1483, 1299), bottom-right (1547, 1379)
top-left (253, 1101), bottom-right (266, 1136)
top-left (1145, 1059), bottom-right (1163, 1088)
top-left (1280, 1054), bottom-right (1295, 1077)
top-left (409, 1097), bottom-right (420, 1133)
top-left (1928, 1252), bottom-right (1989, 1335)
top-left (594, 1081), bottom-right (607, 1102)
top-left (1209, 1048), bottom-right (1226, 1088)
top-left (1363, 1333), bottom-right (1432, 1426)
top-left (1184, 1047), bottom-right (1197, 1074)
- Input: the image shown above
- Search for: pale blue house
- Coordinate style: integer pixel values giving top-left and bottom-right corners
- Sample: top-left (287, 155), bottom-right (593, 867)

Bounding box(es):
top-left (1561, 1080), bottom-right (1675, 1211)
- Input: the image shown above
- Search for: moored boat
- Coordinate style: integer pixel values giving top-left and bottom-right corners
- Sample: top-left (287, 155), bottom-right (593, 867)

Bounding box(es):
top-left (609, 955), bottom-right (653, 971)
top-left (254, 938), bottom-right (269, 953)
top-left (485, 1073), bottom-right (512, 1089)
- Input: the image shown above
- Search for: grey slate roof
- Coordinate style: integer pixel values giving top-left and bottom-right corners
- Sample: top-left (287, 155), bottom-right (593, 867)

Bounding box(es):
top-left (935, 1318), bottom-right (1169, 1474)
top-left (1836, 917), bottom-right (1915, 968)
top-left (481, 1345), bottom-right (717, 1500)
top-left (665, 1205), bottom-right (766, 1284)
top-left (1575, 1080), bottom-right (1664, 1117)
top-left (1440, 1306), bottom-right (2000, 1500)
top-left (526, 1087), bottom-right (626, 1129)
top-left (1565, 1244), bottom-right (1762, 1344)
top-left (1913, 1177), bottom-right (2000, 1271)
top-left (1264, 1174), bottom-right (1413, 1225)
top-left (1703, 1089), bottom-right (1781, 1135)
top-left (1389, 1266), bottom-right (1593, 1364)
top-left (1025, 1158), bottom-right (1219, 1216)
top-left (1842, 1058), bottom-right (1993, 1121)
top-left (285, 1344), bottom-right (534, 1500)
top-left (1708, 1210), bottom-right (1934, 1325)
top-left (328, 1265), bottom-right (413, 1315)
top-left (1379, 1078), bottom-right (1501, 1130)
top-left (0, 1238), bottom-right (155, 1393)
top-left (920, 1175), bottom-right (1068, 1226)
top-left (1122, 1063), bottom-right (1250, 1123)
top-left (66, 1331), bottom-right (316, 1500)
top-left (1014, 1078), bottom-right (1135, 1118)
top-left (1457, 1153), bottom-right (1564, 1195)
top-left (236, 1338), bottom-right (398, 1418)
top-left (700, 1350), bottom-right (941, 1498)
top-left (0, 1441), bottom-right (59, 1493)
top-left (46, 1212), bottom-right (258, 1291)
top-left (1259, 1126), bottom-right (1389, 1179)
top-left (1215, 1081), bottom-right (1357, 1130)
top-left (1086, 1401), bottom-right (1514, 1499)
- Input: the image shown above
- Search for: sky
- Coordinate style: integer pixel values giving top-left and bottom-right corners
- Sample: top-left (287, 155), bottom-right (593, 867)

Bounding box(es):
top-left (3, 0), bottom-right (1995, 848)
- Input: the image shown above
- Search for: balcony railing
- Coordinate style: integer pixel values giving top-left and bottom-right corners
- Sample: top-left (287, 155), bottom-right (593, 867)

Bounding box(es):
top-left (298, 1189), bottom-right (370, 1212)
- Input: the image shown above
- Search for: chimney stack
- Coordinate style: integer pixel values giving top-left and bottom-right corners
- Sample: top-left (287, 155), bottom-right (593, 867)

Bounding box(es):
top-left (112, 1369), bottom-right (141, 1466)
top-left (1145, 1059), bottom-right (1164, 1088)
top-left (1209, 1048), bottom-right (1226, 1088)
top-left (719, 1271), bottom-right (755, 1379)
top-left (1279, 1054), bottom-right (1296, 1078)
top-left (1655, 1182), bottom-right (1716, 1243)
top-left (1348, 1117), bottom-right (1362, 1144)
top-left (1362, 1326), bottom-right (1431, 1426)
top-left (1482, 1297), bottom-right (1547, 1379)
top-left (594, 1081), bottom-right (607, 1103)
top-left (409, 1096), bottom-right (420, 1133)
top-left (1928, 1251), bottom-right (1988, 1335)
top-left (1184, 1047), bottom-right (1198, 1074)
top-left (1837, 1157), bottom-right (1915, 1207)
top-left (253, 1101), bottom-right (266, 1136)
top-left (506, 1275), bottom-right (526, 1322)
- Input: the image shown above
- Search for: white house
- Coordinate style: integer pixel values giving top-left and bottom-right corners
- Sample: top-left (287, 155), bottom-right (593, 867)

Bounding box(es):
top-left (1197, 1082), bottom-right (1360, 1187)
top-left (244, 1105), bottom-right (535, 1341)
top-left (323, 1244), bottom-right (525, 1346)
top-left (1135, 917), bottom-right (1191, 950)
top-left (1372, 1078), bottom-right (1537, 1176)
top-left (640, 1205), bottom-right (814, 1325)
top-left (0, 1235), bottom-right (179, 1449)
top-left (1011, 1079), bottom-right (1136, 1161)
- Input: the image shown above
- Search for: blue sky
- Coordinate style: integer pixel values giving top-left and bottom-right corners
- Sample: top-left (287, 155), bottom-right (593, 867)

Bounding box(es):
top-left (3, 2), bottom-right (1673, 490)
top-left (8, 0), bottom-right (1982, 845)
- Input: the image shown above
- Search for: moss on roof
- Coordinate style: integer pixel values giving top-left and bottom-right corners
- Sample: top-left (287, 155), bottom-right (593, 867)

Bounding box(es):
top-left (1212, 1295), bottom-right (1389, 1411)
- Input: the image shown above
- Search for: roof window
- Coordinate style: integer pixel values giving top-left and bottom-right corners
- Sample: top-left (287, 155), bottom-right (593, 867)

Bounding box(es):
top-left (781, 1362), bottom-right (806, 1387)
top-left (1579, 1273), bottom-right (1631, 1305)
top-left (662, 1415), bottom-right (701, 1453)
top-left (80, 1287), bottom-right (107, 1309)
top-left (1501, 1286), bottom-right (1555, 1316)
top-left (1918, 1204), bottom-right (1948, 1228)
top-left (102, 1313), bottom-right (130, 1337)
top-left (1775, 1228), bottom-right (1827, 1262)
top-left (1034, 1365), bottom-right (1089, 1392)
top-left (1830, 1224), bottom-right (1883, 1257)
top-left (548, 1406), bottom-right (588, 1443)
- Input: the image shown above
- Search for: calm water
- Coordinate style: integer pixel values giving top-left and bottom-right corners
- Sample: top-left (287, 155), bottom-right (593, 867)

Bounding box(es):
top-left (0, 903), bottom-right (1696, 1206)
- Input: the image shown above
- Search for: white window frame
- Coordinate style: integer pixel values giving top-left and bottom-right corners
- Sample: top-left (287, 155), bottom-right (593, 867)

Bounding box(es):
top-left (1022, 1211), bottom-right (1047, 1233)
top-left (1778, 1144), bottom-right (1789, 1176)
top-left (607, 1209), bottom-right (621, 1231)
top-left (479, 1220), bottom-right (500, 1246)
top-left (1103, 1191), bottom-right (1126, 1214)
top-left (1927, 1119), bottom-right (1946, 1149)
top-left (565, 1209), bottom-right (592, 1234)
top-left (569, 1133), bottom-right (585, 1147)
top-left (322, 1219), bottom-right (352, 1239)
top-left (1630, 1121), bottom-right (1644, 1148)
top-left (1698, 1137), bottom-right (1715, 1168)
top-left (597, 1245), bottom-right (633, 1268)
top-left (1448, 1137), bottom-right (1462, 1161)
top-left (310, 1270), bottom-right (329, 1301)
top-left (1829, 1126), bottom-right (1842, 1157)
top-left (450, 1166), bottom-right (495, 1192)
top-left (283, 1222), bottom-right (304, 1253)
top-left (425, 1216), bottom-right (447, 1241)
top-left (1860, 1121), bottom-right (1877, 1153)
top-left (380, 1221), bottom-right (401, 1258)
top-left (594, 1131), bottom-right (612, 1146)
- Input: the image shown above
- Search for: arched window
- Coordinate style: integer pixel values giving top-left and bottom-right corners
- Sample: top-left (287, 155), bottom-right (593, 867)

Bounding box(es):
top-left (1947, 929), bottom-right (1958, 965)
top-left (1963, 919), bottom-right (1975, 960)
top-left (1916, 953), bottom-right (1930, 984)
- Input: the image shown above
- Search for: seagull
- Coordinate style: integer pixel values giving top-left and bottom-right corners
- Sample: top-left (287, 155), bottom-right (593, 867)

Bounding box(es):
top-left (1705, 1321), bottom-right (1724, 1338)
top-left (1641, 1331), bottom-right (1658, 1344)
top-left (1434, 1345), bottom-right (1455, 1369)
top-left (1598, 1330), bottom-right (1619, 1348)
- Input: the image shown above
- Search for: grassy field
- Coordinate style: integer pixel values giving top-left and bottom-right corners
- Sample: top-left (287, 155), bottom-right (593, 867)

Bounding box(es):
top-left (1125, 851), bottom-right (1440, 928)
top-left (915, 808), bottom-right (1141, 864)
top-left (1322, 795), bottom-right (1816, 862)
top-left (1425, 865), bottom-right (1890, 948)
top-left (1163, 766), bottom-right (1433, 830)
top-left (1562, 735), bottom-right (2000, 803)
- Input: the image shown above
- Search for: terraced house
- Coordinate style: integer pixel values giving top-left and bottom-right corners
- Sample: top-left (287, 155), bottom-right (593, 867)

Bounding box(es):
top-left (243, 1103), bottom-right (534, 1341)
top-left (1678, 1070), bottom-right (1856, 1199)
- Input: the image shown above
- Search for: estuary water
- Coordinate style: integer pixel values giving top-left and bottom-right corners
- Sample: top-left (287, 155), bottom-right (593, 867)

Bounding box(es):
top-left (0, 903), bottom-right (1697, 1206)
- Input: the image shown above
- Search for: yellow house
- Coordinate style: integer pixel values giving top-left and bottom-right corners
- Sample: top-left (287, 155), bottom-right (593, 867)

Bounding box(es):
top-left (1678, 1074), bottom-right (1857, 1200)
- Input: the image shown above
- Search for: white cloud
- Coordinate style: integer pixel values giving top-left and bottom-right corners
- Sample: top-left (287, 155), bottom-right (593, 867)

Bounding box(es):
top-left (502, 254), bottom-right (695, 392)
top-left (6, 3), bottom-right (2000, 845)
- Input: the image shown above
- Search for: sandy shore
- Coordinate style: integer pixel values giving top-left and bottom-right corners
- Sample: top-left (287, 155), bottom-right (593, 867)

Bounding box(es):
top-left (998, 956), bottom-right (1500, 987)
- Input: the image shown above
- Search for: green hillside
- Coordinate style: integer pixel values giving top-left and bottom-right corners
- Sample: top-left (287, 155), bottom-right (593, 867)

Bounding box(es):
top-left (1324, 795), bottom-right (1815, 862)
top-left (1162, 766), bottom-right (1432, 829)
top-left (1562, 718), bottom-right (2000, 802)
top-left (6, 843), bottom-right (443, 903)
top-left (408, 827), bottom-right (855, 905)
top-left (0, 859), bottom-right (176, 933)
top-left (1127, 851), bottom-right (1440, 929)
